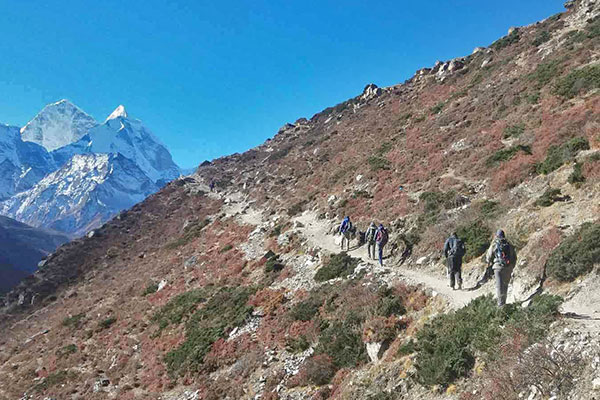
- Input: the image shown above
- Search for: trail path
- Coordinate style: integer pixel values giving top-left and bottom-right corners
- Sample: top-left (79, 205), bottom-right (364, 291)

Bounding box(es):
top-left (293, 211), bottom-right (485, 310)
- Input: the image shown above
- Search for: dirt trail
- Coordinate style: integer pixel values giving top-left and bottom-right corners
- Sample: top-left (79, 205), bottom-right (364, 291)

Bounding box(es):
top-left (293, 211), bottom-right (485, 309)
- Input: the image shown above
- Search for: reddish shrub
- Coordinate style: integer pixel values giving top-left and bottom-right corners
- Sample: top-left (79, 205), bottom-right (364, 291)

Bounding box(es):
top-left (362, 316), bottom-right (400, 343)
top-left (249, 288), bottom-right (286, 315)
top-left (288, 354), bottom-right (336, 387)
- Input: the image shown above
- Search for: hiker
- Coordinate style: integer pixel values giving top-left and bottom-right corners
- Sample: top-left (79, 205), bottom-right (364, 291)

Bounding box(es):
top-left (365, 222), bottom-right (378, 259)
top-left (443, 232), bottom-right (465, 290)
top-left (209, 180), bottom-right (216, 192)
top-left (375, 224), bottom-right (389, 266)
top-left (485, 229), bottom-right (517, 307)
top-left (339, 216), bottom-right (353, 251)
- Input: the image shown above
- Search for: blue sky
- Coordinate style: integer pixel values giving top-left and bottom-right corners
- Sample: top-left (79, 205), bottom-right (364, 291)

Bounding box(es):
top-left (0, 1), bottom-right (564, 168)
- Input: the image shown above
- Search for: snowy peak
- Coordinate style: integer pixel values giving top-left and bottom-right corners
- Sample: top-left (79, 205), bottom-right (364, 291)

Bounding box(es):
top-left (106, 105), bottom-right (128, 122)
top-left (20, 99), bottom-right (98, 151)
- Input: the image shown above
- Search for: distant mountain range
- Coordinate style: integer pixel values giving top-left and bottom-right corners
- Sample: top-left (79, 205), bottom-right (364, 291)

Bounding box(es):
top-left (0, 100), bottom-right (182, 237)
top-left (0, 215), bottom-right (69, 293)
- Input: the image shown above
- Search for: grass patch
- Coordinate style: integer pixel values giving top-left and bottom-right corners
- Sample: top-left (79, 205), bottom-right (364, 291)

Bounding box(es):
top-left (547, 222), bottom-right (600, 282)
top-left (486, 145), bottom-right (532, 166)
top-left (414, 294), bottom-right (562, 387)
top-left (503, 123), bottom-right (525, 139)
top-left (418, 190), bottom-right (457, 228)
top-left (553, 64), bottom-right (600, 99)
top-left (316, 315), bottom-right (368, 369)
top-left (164, 286), bottom-right (255, 375)
top-left (456, 220), bottom-right (491, 261)
top-left (525, 91), bottom-right (541, 104)
top-left (314, 253), bottom-right (360, 282)
top-left (536, 137), bottom-right (590, 174)
top-left (56, 344), bottom-right (78, 358)
top-left (33, 370), bottom-right (76, 392)
top-left (479, 200), bottom-right (500, 218)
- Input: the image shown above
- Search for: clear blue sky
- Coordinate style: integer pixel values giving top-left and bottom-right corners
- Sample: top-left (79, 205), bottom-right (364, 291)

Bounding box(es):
top-left (0, 1), bottom-right (564, 168)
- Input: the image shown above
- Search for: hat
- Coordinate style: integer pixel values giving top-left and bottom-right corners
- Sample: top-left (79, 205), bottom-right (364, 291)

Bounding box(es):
top-left (496, 229), bottom-right (505, 238)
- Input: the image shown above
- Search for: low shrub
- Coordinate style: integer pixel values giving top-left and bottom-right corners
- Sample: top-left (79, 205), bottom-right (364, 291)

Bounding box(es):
top-left (534, 188), bottom-right (564, 207)
top-left (143, 281), bottom-right (159, 296)
top-left (62, 313), bottom-right (85, 329)
top-left (219, 244), bottom-right (234, 253)
top-left (568, 162), bottom-right (585, 185)
top-left (486, 145), bottom-right (531, 166)
top-left (492, 30), bottom-right (520, 50)
top-left (314, 253), bottom-right (360, 282)
top-left (368, 155), bottom-right (391, 171)
top-left (289, 297), bottom-right (322, 322)
top-left (503, 123), bottom-right (525, 139)
top-left (554, 64), bottom-right (600, 99)
top-left (269, 225), bottom-right (282, 237)
top-left (33, 370), bottom-right (75, 392)
top-left (152, 288), bottom-right (208, 330)
top-left (315, 315), bottom-right (368, 369)
top-left (479, 200), bottom-right (500, 218)
top-left (532, 30), bottom-right (551, 46)
top-left (98, 317), bottom-right (117, 330)
top-left (291, 354), bottom-right (336, 386)
top-left (286, 335), bottom-right (311, 353)
top-left (414, 294), bottom-right (562, 387)
top-left (546, 222), bottom-right (600, 281)
top-left (164, 286), bottom-right (255, 375)
top-left (525, 91), bottom-right (541, 104)
top-left (529, 59), bottom-right (563, 88)
top-left (536, 137), bottom-right (590, 174)
top-left (288, 200), bottom-right (307, 216)
top-left (166, 218), bottom-right (210, 249)
top-left (430, 102), bottom-right (445, 115)
top-left (362, 316), bottom-right (400, 343)
top-left (456, 220), bottom-right (491, 261)
top-left (56, 344), bottom-right (78, 358)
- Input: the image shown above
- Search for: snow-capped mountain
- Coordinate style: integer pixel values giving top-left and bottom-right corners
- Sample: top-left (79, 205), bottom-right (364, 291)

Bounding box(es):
top-left (1, 153), bottom-right (159, 236)
top-left (0, 100), bottom-right (181, 236)
top-left (54, 105), bottom-right (181, 185)
top-left (0, 124), bottom-right (56, 200)
top-left (20, 99), bottom-right (98, 151)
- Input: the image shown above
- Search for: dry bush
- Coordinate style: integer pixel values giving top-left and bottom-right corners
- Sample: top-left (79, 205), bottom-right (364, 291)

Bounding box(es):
top-left (249, 288), bottom-right (286, 315)
top-left (288, 354), bottom-right (336, 387)
top-left (479, 334), bottom-right (584, 400)
top-left (362, 316), bottom-right (401, 343)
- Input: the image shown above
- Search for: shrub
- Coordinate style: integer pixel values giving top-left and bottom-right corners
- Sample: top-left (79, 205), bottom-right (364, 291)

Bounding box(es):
top-left (536, 137), bottom-right (590, 174)
top-left (486, 145), bottom-right (531, 166)
top-left (525, 91), bottom-right (540, 104)
top-left (492, 30), bottom-right (520, 50)
top-left (219, 244), bottom-right (233, 253)
top-left (62, 313), bottom-right (85, 329)
top-left (479, 200), bottom-right (500, 218)
top-left (554, 64), bottom-right (600, 99)
top-left (362, 316), bottom-right (399, 343)
top-left (166, 218), bottom-right (210, 248)
top-left (368, 155), bottom-right (391, 171)
top-left (56, 344), bottom-right (78, 358)
top-left (430, 102), bottom-right (445, 115)
top-left (164, 286), bottom-right (255, 375)
top-left (503, 123), bottom-right (525, 139)
top-left (414, 294), bottom-right (562, 387)
top-left (98, 317), bottom-right (117, 330)
top-left (270, 225), bottom-right (282, 237)
top-left (533, 31), bottom-right (551, 47)
top-left (288, 200), bottom-right (306, 216)
top-left (315, 315), bottom-right (368, 368)
top-left (569, 161), bottom-right (585, 186)
top-left (290, 354), bottom-right (336, 387)
top-left (456, 220), bottom-right (491, 261)
top-left (534, 188), bottom-right (564, 207)
top-left (376, 142), bottom-right (393, 155)
top-left (314, 253), bottom-right (360, 282)
top-left (286, 335), bottom-right (311, 353)
top-left (33, 370), bottom-right (74, 392)
top-left (289, 297), bottom-right (322, 322)
top-left (143, 282), bottom-right (159, 296)
top-left (529, 59), bottom-right (563, 88)
top-left (546, 222), bottom-right (600, 281)
top-left (152, 288), bottom-right (208, 330)
top-left (397, 340), bottom-right (416, 357)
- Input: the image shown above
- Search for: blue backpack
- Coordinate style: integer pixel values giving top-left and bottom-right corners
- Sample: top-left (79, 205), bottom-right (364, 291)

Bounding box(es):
top-left (495, 239), bottom-right (511, 267)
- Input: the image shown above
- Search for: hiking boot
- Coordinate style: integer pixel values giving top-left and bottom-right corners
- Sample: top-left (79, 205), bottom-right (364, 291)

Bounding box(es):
top-left (457, 283), bottom-right (462, 290)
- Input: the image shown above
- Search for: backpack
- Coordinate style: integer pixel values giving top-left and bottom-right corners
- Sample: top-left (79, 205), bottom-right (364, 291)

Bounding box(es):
top-left (377, 227), bottom-right (389, 246)
top-left (448, 237), bottom-right (465, 258)
top-left (366, 226), bottom-right (377, 242)
top-left (495, 239), bottom-right (511, 267)
top-left (340, 219), bottom-right (351, 233)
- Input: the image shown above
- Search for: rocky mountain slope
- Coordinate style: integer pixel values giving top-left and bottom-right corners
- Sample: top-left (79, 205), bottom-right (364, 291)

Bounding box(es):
top-left (0, 216), bottom-right (68, 294)
top-left (0, 101), bottom-right (181, 237)
top-left (0, 1), bottom-right (599, 399)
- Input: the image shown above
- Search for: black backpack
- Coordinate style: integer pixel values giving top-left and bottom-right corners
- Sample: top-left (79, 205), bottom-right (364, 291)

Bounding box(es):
top-left (448, 237), bottom-right (465, 258)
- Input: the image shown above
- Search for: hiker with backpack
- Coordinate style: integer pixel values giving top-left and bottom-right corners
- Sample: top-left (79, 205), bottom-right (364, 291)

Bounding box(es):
top-left (485, 229), bottom-right (517, 307)
top-left (339, 216), bottom-right (353, 251)
top-left (375, 224), bottom-right (389, 266)
top-left (365, 222), bottom-right (378, 259)
top-left (443, 232), bottom-right (465, 290)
